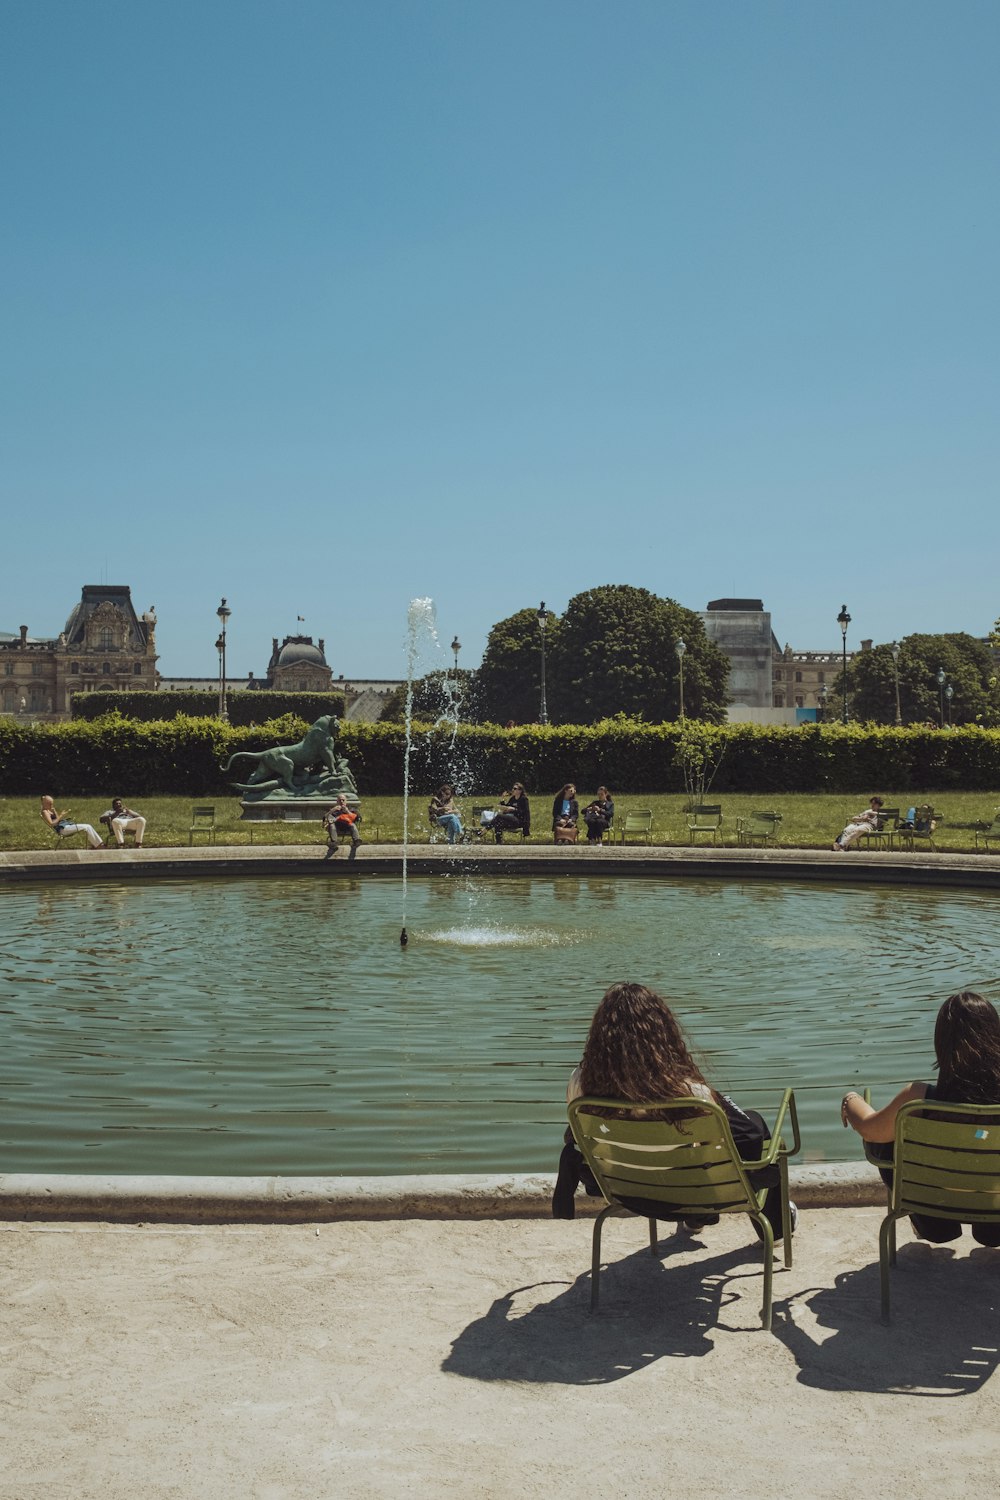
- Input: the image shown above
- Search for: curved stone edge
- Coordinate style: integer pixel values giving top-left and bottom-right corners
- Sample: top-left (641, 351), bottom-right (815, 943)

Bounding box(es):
top-left (0, 1164), bottom-right (884, 1222)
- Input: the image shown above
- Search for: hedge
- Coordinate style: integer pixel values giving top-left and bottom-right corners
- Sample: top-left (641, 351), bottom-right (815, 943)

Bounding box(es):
top-left (70, 690), bottom-right (346, 725)
top-left (2, 718), bottom-right (999, 798)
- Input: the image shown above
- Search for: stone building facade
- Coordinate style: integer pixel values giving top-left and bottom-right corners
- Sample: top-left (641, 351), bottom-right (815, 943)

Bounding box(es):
top-left (0, 585), bottom-right (157, 720)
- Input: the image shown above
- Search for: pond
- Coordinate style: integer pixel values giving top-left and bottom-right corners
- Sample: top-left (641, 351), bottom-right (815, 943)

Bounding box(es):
top-left (1, 873), bottom-right (997, 1175)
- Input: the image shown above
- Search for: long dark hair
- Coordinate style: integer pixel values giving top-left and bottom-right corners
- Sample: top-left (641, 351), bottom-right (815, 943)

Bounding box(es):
top-left (934, 991), bottom-right (1000, 1103)
top-left (578, 982), bottom-right (712, 1108)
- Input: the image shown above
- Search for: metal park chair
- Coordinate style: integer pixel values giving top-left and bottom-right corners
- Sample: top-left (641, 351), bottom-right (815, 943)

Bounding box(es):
top-left (859, 807), bottom-right (900, 851)
top-left (736, 811), bottom-right (783, 848)
top-left (975, 816), bottom-right (1000, 853)
top-left (863, 1098), bottom-right (1000, 1322)
top-left (568, 1091), bottom-right (800, 1331)
top-left (687, 804), bottom-right (723, 845)
top-left (896, 805), bottom-right (939, 852)
top-left (618, 808), bottom-right (653, 845)
top-left (188, 806), bottom-right (218, 845)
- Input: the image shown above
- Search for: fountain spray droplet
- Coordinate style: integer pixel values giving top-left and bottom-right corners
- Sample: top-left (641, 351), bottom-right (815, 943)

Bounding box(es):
top-left (400, 928), bottom-right (408, 947)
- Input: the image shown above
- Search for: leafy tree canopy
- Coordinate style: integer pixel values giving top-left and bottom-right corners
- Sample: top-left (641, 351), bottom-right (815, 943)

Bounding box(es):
top-left (845, 633), bottom-right (1000, 726)
top-left (379, 668), bottom-right (479, 724)
top-left (547, 585), bottom-right (729, 724)
top-left (476, 607), bottom-right (561, 725)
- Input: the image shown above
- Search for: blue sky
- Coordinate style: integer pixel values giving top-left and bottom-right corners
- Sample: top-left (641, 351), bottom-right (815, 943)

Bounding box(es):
top-left (3, 1), bottom-right (998, 678)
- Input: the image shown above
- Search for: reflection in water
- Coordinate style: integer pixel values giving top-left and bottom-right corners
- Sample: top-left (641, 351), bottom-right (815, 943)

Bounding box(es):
top-left (0, 874), bottom-right (998, 1176)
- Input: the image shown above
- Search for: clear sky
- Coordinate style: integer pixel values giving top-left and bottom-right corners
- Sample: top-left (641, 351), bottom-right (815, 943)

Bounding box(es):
top-left (3, 0), bottom-right (998, 678)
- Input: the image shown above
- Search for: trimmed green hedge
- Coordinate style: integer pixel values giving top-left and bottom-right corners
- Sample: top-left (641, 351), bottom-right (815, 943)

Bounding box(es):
top-left (2, 717), bottom-right (999, 797)
top-left (70, 690), bottom-right (346, 725)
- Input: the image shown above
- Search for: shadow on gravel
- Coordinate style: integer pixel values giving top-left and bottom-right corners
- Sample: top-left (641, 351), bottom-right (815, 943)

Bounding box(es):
top-left (442, 1241), bottom-right (768, 1385)
top-left (774, 1247), bottom-right (1000, 1396)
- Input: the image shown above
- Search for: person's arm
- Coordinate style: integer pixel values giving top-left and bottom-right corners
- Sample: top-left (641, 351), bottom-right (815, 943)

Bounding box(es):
top-left (841, 1081), bottom-right (927, 1142)
top-left (41, 807), bottom-right (59, 828)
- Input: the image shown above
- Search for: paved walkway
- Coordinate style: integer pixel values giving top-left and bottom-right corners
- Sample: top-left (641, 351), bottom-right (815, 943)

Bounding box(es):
top-left (3, 1208), bottom-right (998, 1499)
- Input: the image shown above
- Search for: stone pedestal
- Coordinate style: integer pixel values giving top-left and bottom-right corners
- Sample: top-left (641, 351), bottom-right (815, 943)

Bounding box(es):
top-left (239, 794), bottom-right (360, 823)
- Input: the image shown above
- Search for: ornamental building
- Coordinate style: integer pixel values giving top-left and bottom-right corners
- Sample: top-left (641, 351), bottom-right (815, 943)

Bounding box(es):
top-left (0, 585), bottom-right (158, 720)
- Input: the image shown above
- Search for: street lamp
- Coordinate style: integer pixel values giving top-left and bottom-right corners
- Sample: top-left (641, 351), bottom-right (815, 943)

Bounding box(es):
top-left (675, 638), bottom-right (687, 720)
top-left (451, 635), bottom-right (461, 672)
top-left (891, 641), bottom-right (902, 726)
top-left (945, 681), bottom-right (954, 727)
top-left (837, 605), bottom-right (851, 724)
top-left (936, 666), bottom-right (946, 728)
top-left (537, 603), bottom-right (550, 725)
top-left (819, 683), bottom-right (828, 722)
top-left (216, 597), bottom-right (231, 722)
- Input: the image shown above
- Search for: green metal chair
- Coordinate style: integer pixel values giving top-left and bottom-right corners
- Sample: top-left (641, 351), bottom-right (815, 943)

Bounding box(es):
top-left (188, 805), bottom-right (217, 845)
top-left (736, 811), bottom-right (782, 847)
top-left (687, 804), bottom-right (723, 845)
top-left (896, 804), bottom-right (939, 851)
top-left (618, 808), bottom-right (653, 845)
top-left (859, 806), bottom-right (899, 851)
top-left (863, 1098), bottom-right (1000, 1323)
top-left (568, 1091), bottom-right (800, 1330)
top-left (974, 817), bottom-right (1000, 853)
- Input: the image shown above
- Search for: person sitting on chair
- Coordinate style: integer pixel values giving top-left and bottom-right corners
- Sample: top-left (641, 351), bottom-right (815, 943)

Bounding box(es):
top-left (428, 784), bottom-right (463, 844)
top-left (841, 990), bottom-right (1000, 1246)
top-left (492, 783), bottom-right (530, 844)
top-left (552, 783), bottom-right (579, 843)
top-left (832, 796), bottom-right (884, 851)
top-left (582, 786), bottom-right (615, 845)
top-left (323, 794), bottom-right (362, 861)
top-left (100, 797), bottom-right (146, 848)
top-left (39, 795), bottom-right (104, 849)
top-left (553, 981), bottom-right (794, 1236)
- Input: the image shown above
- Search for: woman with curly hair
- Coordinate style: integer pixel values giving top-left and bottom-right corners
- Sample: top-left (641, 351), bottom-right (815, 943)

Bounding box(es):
top-left (842, 990), bottom-right (1000, 1245)
top-left (553, 981), bottom-right (793, 1236)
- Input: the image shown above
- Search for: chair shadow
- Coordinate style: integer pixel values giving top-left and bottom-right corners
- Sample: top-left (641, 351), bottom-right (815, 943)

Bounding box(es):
top-left (442, 1237), bottom-right (770, 1386)
top-left (773, 1245), bottom-right (1000, 1396)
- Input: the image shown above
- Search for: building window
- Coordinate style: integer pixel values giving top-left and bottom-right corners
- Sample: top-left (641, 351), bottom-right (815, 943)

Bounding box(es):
top-left (773, 670), bottom-right (782, 682)
top-left (102, 662), bottom-right (111, 675)
top-left (3, 663), bottom-right (12, 676)
top-left (818, 671), bottom-right (825, 684)
top-left (133, 663), bottom-right (142, 676)
top-left (71, 662), bottom-right (79, 674)
top-left (99, 628), bottom-right (114, 650)
top-left (32, 663), bottom-right (43, 676)
top-left (774, 694), bottom-right (784, 707)
top-left (795, 671), bottom-right (802, 683)
top-left (795, 696), bottom-right (804, 707)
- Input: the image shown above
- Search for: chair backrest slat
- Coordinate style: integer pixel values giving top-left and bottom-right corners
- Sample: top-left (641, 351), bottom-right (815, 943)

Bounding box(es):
top-left (892, 1100), bottom-right (1000, 1220)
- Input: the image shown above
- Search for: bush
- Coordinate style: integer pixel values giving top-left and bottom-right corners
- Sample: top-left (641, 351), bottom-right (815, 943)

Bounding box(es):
top-left (3, 716), bottom-right (999, 797)
top-left (70, 690), bottom-right (346, 724)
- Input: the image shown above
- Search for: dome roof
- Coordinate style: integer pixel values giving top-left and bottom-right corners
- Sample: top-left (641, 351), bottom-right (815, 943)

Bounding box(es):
top-left (277, 636), bottom-right (326, 668)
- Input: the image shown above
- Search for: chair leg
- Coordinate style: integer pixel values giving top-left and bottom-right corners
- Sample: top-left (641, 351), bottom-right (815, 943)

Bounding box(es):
top-left (648, 1217), bottom-right (658, 1256)
top-left (779, 1156), bottom-right (793, 1269)
top-left (751, 1212), bottom-right (774, 1331)
top-left (879, 1213), bottom-right (896, 1323)
top-left (591, 1205), bottom-right (614, 1313)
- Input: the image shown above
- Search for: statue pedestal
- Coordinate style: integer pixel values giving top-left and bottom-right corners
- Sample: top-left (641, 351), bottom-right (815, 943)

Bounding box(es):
top-left (239, 795), bottom-right (360, 823)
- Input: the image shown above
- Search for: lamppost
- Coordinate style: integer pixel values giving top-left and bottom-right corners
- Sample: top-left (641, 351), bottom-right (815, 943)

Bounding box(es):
top-left (819, 683), bottom-right (828, 722)
top-left (216, 597), bottom-right (231, 722)
top-left (837, 604), bottom-right (851, 724)
top-left (891, 641), bottom-right (902, 726)
top-left (537, 603), bottom-right (549, 725)
top-left (936, 666), bottom-right (946, 728)
top-left (945, 681), bottom-right (954, 728)
top-left (675, 638), bottom-right (687, 720)
top-left (451, 635), bottom-right (461, 673)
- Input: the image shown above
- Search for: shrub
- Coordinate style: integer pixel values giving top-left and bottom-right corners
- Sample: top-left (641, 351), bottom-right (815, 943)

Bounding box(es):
top-left (71, 690), bottom-right (346, 724)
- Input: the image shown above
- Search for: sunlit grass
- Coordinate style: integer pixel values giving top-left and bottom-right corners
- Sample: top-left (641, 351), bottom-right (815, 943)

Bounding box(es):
top-left (2, 789), bottom-right (998, 853)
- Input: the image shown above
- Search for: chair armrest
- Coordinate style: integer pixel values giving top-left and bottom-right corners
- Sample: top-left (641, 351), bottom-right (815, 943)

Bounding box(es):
top-left (739, 1088), bottom-right (801, 1167)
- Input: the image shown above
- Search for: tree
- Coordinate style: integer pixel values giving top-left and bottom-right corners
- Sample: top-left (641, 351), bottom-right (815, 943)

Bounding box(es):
top-left (546, 585), bottom-right (729, 724)
top-left (844, 634), bottom-right (1000, 726)
top-left (476, 607), bottom-right (560, 725)
top-left (379, 668), bottom-right (479, 724)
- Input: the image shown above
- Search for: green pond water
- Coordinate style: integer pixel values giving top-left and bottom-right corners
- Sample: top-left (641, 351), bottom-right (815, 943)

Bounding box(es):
top-left (1, 873), bottom-right (998, 1175)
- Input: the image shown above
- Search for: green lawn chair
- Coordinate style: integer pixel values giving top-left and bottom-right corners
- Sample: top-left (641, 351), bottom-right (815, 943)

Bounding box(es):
top-left (687, 804), bottom-right (723, 845)
top-left (859, 806), bottom-right (899, 851)
top-left (618, 808), bottom-right (653, 845)
top-left (974, 816), bottom-right (1000, 853)
top-left (737, 811), bottom-right (782, 848)
top-left (896, 804), bottom-right (938, 852)
top-left (862, 1098), bottom-right (1000, 1323)
top-left (568, 1091), bottom-right (800, 1331)
top-left (188, 805), bottom-right (217, 845)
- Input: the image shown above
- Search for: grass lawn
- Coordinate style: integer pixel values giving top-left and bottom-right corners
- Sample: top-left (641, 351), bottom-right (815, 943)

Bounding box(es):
top-left (3, 790), bottom-right (999, 853)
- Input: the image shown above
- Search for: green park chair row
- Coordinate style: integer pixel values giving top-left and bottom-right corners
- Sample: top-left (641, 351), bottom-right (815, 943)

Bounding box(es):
top-left (568, 1090), bottom-right (1000, 1331)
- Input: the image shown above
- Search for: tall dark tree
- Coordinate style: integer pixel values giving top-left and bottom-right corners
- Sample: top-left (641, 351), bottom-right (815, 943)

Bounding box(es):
top-left (547, 585), bottom-right (728, 724)
top-left (379, 668), bottom-right (479, 724)
top-left (845, 634), bottom-right (1000, 726)
top-left (476, 607), bottom-right (560, 725)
